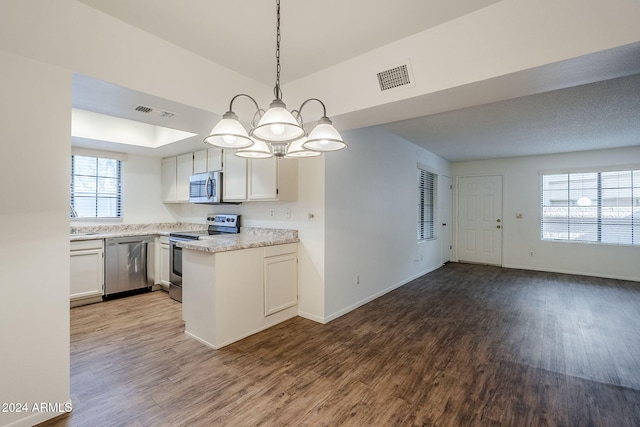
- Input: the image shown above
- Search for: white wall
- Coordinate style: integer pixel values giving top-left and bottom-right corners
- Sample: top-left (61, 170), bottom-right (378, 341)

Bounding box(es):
top-left (452, 146), bottom-right (640, 281)
top-left (324, 126), bottom-right (452, 321)
top-left (120, 155), bottom-right (177, 224)
top-left (0, 51), bottom-right (71, 427)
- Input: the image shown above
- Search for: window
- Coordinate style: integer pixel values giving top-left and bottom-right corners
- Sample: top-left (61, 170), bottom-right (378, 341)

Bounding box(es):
top-left (70, 155), bottom-right (122, 218)
top-left (541, 169), bottom-right (640, 245)
top-left (418, 166), bottom-right (437, 241)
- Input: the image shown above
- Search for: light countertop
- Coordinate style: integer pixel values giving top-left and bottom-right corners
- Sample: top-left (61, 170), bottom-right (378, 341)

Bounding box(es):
top-left (177, 228), bottom-right (298, 253)
top-left (70, 223), bottom-right (298, 252)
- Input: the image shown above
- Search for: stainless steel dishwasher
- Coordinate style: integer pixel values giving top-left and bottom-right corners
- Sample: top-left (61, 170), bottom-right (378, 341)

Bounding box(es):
top-left (104, 235), bottom-right (154, 297)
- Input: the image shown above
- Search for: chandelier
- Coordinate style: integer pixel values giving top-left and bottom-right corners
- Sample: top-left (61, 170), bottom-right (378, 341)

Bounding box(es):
top-left (204, 0), bottom-right (346, 159)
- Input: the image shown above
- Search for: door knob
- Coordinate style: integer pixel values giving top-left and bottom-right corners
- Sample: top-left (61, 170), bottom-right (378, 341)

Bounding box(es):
top-left (497, 225), bottom-right (501, 229)
top-left (496, 219), bottom-right (501, 222)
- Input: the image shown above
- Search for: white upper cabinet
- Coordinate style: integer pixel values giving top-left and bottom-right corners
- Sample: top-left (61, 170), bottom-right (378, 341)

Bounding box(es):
top-left (162, 148), bottom-right (295, 204)
top-left (162, 153), bottom-right (193, 203)
top-left (223, 150), bottom-right (247, 201)
top-left (176, 153), bottom-right (194, 203)
top-left (193, 149), bottom-right (208, 174)
top-left (248, 157), bottom-right (278, 200)
top-left (194, 148), bottom-right (223, 173)
top-left (161, 156), bottom-right (177, 203)
top-left (248, 157), bottom-right (298, 202)
top-left (208, 147), bottom-right (223, 172)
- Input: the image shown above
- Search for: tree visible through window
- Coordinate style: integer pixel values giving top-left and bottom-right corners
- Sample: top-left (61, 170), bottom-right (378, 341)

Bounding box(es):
top-left (418, 167), bottom-right (436, 241)
top-left (541, 169), bottom-right (640, 245)
top-left (70, 155), bottom-right (122, 218)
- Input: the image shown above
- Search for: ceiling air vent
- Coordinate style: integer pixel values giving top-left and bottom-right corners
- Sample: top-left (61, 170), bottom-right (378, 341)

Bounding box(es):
top-left (135, 105), bottom-right (153, 113)
top-left (134, 104), bottom-right (175, 118)
top-left (376, 62), bottom-right (414, 92)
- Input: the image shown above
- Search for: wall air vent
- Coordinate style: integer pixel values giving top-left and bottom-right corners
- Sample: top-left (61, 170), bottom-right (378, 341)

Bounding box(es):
top-left (134, 104), bottom-right (176, 118)
top-left (376, 61), bottom-right (415, 92)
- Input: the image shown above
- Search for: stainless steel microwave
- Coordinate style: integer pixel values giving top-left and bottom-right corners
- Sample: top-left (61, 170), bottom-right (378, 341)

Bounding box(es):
top-left (189, 171), bottom-right (222, 204)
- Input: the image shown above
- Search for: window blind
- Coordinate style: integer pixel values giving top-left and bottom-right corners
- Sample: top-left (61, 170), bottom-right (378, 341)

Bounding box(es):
top-left (418, 168), bottom-right (436, 241)
top-left (71, 155), bottom-right (122, 218)
top-left (541, 169), bottom-right (640, 245)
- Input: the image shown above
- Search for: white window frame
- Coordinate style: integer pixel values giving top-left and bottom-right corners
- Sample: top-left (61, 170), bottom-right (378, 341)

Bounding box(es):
top-left (418, 164), bottom-right (437, 241)
top-left (540, 168), bottom-right (640, 246)
top-left (70, 153), bottom-right (123, 219)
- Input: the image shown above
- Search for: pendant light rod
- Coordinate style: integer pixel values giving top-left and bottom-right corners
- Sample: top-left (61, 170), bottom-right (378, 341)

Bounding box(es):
top-left (274, 0), bottom-right (282, 100)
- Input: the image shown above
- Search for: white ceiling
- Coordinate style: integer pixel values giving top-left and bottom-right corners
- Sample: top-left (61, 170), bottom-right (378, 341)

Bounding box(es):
top-left (383, 72), bottom-right (640, 162)
top-left (73, 0), bottom-right (640, 161)
top-left (76, 0), bottom-right (501, 85)
top-left (72, 73), bottom-right (218, 157)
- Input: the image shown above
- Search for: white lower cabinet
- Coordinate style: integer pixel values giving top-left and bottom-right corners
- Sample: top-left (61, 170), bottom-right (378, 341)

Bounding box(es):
top-left (70, 239), bottom-right (104, 307)
top-left (159, 236), bottom-right (170, 288)
top-left (263, 243), bottom-right (298, 316)
top-left (182, 242), bottom-right (298, 349)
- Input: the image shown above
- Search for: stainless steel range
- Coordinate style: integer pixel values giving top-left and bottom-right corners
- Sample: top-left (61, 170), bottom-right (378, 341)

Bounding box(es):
top-left (168, 214), bottom-right (240, 302)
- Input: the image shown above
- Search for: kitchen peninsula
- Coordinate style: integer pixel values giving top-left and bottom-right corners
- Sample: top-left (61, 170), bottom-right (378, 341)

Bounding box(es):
top-left (179, 228), bottom-right (299, 349)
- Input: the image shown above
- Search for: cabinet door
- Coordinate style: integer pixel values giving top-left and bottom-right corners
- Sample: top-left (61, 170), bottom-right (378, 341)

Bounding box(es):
top-left (264, 253), bottom-right (298, 316)
top-left (223, 150), bottom-right (247, 201)
top-left (193, 150), bottom-right (208, 174)
top-left (207, 147), bottom-right (223, 171)
top-left (70, 249), bottom-right (104, 300)
top-left (176, 153), bottom-right (194, 202)
top-left (160, 242), bottom-right (170, 286)
top-left (248, 157), bottom-right (278, 200)
top-left (161, 157), bottom-right (177, 203)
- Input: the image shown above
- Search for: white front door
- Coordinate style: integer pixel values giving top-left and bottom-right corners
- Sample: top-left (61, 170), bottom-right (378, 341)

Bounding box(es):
top-left (457, 175), bottom-right (503, 266)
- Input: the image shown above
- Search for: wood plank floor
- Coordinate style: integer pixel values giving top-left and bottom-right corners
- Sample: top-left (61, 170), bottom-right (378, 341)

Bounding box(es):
top-left (38, 263), bottom-right (640, 426)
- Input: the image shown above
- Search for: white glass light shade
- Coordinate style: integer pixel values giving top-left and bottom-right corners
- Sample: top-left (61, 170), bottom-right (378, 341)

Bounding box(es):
top-left (204, 112), bottom-right (254, 149)
top-left (235, 138), bottom-right (273, 159)
top-left (251, 99), bottom-right (305, 142)
top-left (303, 118), bottom-right (346, 152)
top-left (285, 137), bottom-right (321, 158)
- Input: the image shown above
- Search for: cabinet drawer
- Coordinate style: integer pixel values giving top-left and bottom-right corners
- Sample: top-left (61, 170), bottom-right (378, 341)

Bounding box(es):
top-left (70, 239), bottom-right (103, 251)
top-left (264, 243), bottom-right (297, 258)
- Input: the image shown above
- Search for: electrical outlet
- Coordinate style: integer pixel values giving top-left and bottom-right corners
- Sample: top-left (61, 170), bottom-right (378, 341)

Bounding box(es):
top-left (269, 209), bottom-right (275, 217)
top-left (285, 208), bottom-right (291, 219)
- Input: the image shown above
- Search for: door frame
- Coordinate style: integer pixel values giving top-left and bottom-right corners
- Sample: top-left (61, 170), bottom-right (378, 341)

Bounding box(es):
top-left (439, 175), bottom-right (452, 264)
top-left (453, 174), bottom-right (504, 266)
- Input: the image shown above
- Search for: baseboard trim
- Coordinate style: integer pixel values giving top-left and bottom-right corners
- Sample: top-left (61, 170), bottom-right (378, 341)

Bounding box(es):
top-left (323, 264), bottom-right (443, 323)
top-left (297, 310), bottom-right (326, 324)
top-left (185, 312), bottom-right (299, 350)
top-left (504, 263), bottom-right (640, 283)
